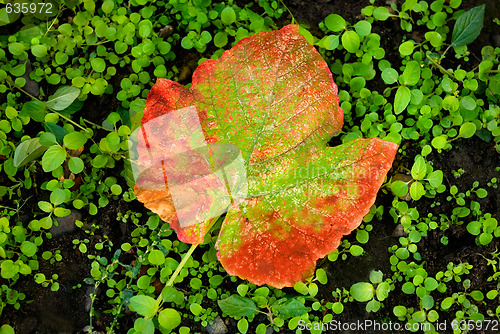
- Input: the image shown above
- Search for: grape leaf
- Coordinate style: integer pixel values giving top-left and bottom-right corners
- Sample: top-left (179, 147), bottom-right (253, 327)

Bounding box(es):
top-left (133, 25), bottom-right (397, 288)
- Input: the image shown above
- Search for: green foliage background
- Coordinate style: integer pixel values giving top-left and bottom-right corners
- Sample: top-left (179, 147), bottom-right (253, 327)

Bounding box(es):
top-left (0, 0), bottom-right (499, 333)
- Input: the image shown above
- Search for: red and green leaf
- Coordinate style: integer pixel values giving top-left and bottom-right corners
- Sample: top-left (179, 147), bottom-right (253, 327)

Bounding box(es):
top-left (133, 25), bottom-right (398, 288)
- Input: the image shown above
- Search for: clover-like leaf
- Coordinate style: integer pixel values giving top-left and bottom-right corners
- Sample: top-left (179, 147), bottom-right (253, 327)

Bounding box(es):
top-left (394, 86), bottom-right (411, 115)
top-left (350, 282), bottom-right (375, 302)
top-left (129, 295), bottom-right (159, 318)
top-left (132, 25), bottom-right (397, 288)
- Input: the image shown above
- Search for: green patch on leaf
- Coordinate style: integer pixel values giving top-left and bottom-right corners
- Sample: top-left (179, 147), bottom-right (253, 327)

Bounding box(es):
top-left (133, 25), bottom-right (397, 288)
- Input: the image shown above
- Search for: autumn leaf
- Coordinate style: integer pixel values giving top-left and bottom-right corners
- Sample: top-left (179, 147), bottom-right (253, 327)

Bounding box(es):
top-left (133, 25), bottom-right (398, 288)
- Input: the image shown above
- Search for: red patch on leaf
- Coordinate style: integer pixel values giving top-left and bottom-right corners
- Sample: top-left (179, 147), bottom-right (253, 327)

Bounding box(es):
top-left (216, 138), bottom-right (397, 288)
top-left (133, 25), bottom-right (398, 287)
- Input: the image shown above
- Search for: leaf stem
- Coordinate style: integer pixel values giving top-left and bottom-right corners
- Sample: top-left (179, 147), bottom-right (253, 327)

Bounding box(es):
top-left (83, 118), bottom-right (113, 131)
top-left (55, 111), bottom-right (89, 132)
top-left (156, 243), bottom-right (198, 306)
top-left (279, 0), bottom-right (296, 24)
top-left (383, 86), bottom-right (398, 97)
top-left (43, 3), bottom-right (64, 37)
top-left (166, 243), bottom-right (198, 288)
top-left (156, 215), bottom-right (223, 306)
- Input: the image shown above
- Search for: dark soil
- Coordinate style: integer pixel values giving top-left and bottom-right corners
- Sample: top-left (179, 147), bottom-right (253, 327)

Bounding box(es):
top-left (320, 136), bottom-right (500, 333)
top-left (4, 196), bottom-right (141, 333)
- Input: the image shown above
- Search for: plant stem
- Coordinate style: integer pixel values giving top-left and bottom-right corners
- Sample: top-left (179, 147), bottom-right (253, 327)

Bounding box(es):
top-left (439, 44), bottom-right (453, 61)
top-left (0, 205), bottom-right (17, 211)
top-left (43, 3), bottom-right (64, 37)
top-left (88, 282), bottom-right (100, 334)
top-left (7, 78), bottom-right (90, 132)
top-left (83, 118), bottom-right (112, 131)
top-left (6, 78), bottom-right (39, 101)
top-left (426, 54), bottom-right (455, 79)
top-left (279, 0), bottom-right (296, 24)
top-left (107, 270), bottom-right (138, 334)
top-left (55, 111), bottom-right (90, 133)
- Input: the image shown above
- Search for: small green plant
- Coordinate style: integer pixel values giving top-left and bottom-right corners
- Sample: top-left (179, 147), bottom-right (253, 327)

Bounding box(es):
top-left (349, 270), bottom-right (393, 312)
top-left (453, 168), bottom-right (465, 178)
top-left (34, 273), bottom-right (60, 291)
top-left (390, 155), bottom-right (445, 200)
top-left (41, 250), bottom-right (63, 264)
top-left (466, 214), bottom-right (500, 246)
top-left (218, 287), bottom-right (308, 333)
